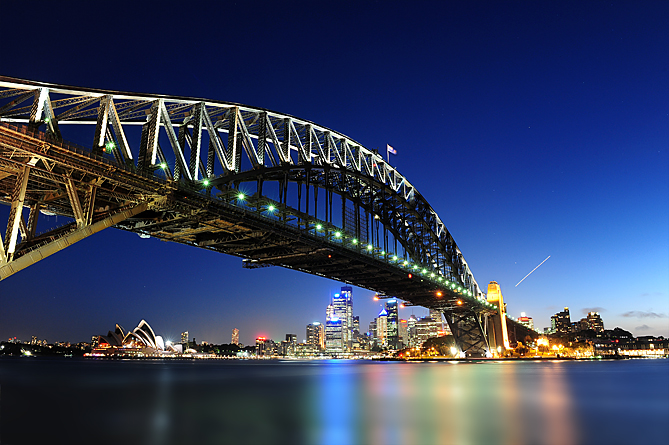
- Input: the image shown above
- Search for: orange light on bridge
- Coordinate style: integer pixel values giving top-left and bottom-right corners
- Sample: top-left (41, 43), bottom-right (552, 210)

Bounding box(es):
top-left (436, 291), bottom-right (443, 297)
top-left (408, 273), bottom-right (413, 279)
top-left (457, 300), bottom-right (463, 305)
top-left (373, 295), bottom-right (379, 301)
top-left (400, 303), bottom-right (405, 309)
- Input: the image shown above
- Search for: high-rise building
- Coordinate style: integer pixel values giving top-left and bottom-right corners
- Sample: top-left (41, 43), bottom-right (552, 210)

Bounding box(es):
top-left (256, 337), bottom-right (274, 357)
top-left (181, 331), bottom-right (189, 345)
top-left (587, 312), bottom-right (604, 332)
top-left (551, 307), bottom-right (571, 334)
top-left (518, 312), bottom-right (534, 330)
top-left (352, 316), bottom-right (360, 334)
top-left (341, 286), bottom-right (354, 348)
top-left (376, 308), bottom-right (388, 348)
top-left (415, 315), bottom-right (441, 346)
top-left (407, 314), bottom-right (419, 347)
top-left (399, 319), bottom-right (408, 348)
top-left (325, 317), bottom-right (343, 354)
top-left (307, 322), bottom-right (325, 351)
top-left (231, 328), bottom-right (239, 345)
top-left (332, 291), bottom-right (351, 351)
top-left (282, 334), bottom-right (297, 356)
top-left (386, 300), bottom-right (399, 349)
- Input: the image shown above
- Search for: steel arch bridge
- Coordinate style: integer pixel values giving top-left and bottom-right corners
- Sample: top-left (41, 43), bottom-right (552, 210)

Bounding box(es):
top-left (0, 77), bottom-right (537, 357)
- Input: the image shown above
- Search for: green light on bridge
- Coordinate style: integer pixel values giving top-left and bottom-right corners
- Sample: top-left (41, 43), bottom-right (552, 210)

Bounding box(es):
top-left (202, 179), bottom-right (210, 187)
top-left (352, 239), bottom-right (358, 245)
top-left (267, 205), bottom-right (276, 212)
top-left (237, 193), bottom-right (245, 200)
top-left (403, 260), bottom-right (408, 266)
top-left (316, 224), bottom-right (322, 230)
top-left (367, 244), bottom-right (373, 251)
top-left (160, 163), bottom-right (168, 169)
top-left (334, 232), bottom-right (341, 238)
top-left (393, 256), bottom-right (398, 261)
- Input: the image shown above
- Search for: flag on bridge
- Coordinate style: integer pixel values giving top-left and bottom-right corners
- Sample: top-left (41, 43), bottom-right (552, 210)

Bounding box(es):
top-left (387, 144), bottom-right (397, 155)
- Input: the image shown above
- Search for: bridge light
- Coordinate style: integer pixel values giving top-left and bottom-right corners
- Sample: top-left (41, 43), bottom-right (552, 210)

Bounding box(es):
top-left (436, 291), bottom-right (443, 297)
top-left (438, 277), bottom-right (442, 281)
top-left (316, 224), bottom-right (322, 230)
top-left (381, 251), bottom-right (385, 255)
top-left (202, 179), bottom-right (210, 186)
top-left (408, 273), bottom-right (413, 279)
top-left (457, 300), bottom-right (463, 305)
top-left (403, 260), bottom-right (408, 266)
top-left (160, 163), bottom-right (168, 169)
top-left (421, 269), bottom-right (427, 274)
top-left (105, 141), bottom-right (115, 153)
top-left (392, 255), bottom-right (398, 261)
top-left (430, 272), bottom-right (435, 278)
top-left (373, 295), bottom-right (379, 301)
top-left (267, 205), bottom-right (276, 212)
top-left (334, 231), bottom-right (341, 238)
top-left (352, 238), bottom-right (358, 244)
top-left (413, 265), bottom-right (418, 270)
top-left (237, 193), bottom-right (245, 200)
top-left (44, 117), bottom-right (50, 123)
top-left (367, 244), bottom-right (373, 251)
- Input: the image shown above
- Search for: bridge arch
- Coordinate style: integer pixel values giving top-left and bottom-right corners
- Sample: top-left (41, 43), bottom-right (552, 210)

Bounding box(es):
top-left (0, 76), bottom-right (540, 356)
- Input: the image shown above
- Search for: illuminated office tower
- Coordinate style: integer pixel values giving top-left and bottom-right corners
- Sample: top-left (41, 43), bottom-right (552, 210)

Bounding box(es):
top-left (551, 307), bottom-right (571, 334)
top-left (376, 308), bottom-right (388, 348)
top-left (332, 292), bottom-right (350, 351)
top-left (340, 286), bottom-right (354, 348)
top-left (181, 331), bottom-right (189, 345)
top-left (307, 322), bottom-right (325, 351)
top-left (231, 328), bottom-right (240, 345)
top-left (326, 304), bottom-right (334, 321)
top-left (587, 312), bottom-right (604, 332)
top-left (399, 319), bottom-right (408, 348)
top-left (386, 300), bottom-right (399, 349)
top-left (325, 318), bottom-right (344, 354)
top-left (518, 313), bottom-right (534, 330)
top-left (407, 314), bottom-right (418, 347)
top-left (429, 309), bottom-right (444, 333)
top-left (352, 316), bottom-right (360, 334)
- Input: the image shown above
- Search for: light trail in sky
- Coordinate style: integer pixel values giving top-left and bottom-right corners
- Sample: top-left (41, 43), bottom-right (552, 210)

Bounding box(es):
top-left (515, 256), bottom-right (551, 287)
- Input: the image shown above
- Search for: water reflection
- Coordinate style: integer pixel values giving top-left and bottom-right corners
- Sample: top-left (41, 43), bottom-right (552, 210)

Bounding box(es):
top-left (0, 358), bottom-right (667, 445)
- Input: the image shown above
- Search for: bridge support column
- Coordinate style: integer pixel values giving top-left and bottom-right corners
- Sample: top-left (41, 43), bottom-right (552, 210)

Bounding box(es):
top-left (444, 309), bottom-right (490, 358)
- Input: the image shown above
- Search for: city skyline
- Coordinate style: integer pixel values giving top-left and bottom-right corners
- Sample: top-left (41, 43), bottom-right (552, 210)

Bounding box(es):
top-left (0, 2), bottom-right (667, 343)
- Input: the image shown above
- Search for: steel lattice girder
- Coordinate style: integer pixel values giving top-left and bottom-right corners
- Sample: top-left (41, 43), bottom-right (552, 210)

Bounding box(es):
top-left (443, 308), bottom-right (491, 357)
top-left (0, 76), bottom-right (482, 297)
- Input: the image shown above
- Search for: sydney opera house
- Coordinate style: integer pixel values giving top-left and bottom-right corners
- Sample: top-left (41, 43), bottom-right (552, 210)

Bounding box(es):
top-left (89, 320), bottom-right (182, 357)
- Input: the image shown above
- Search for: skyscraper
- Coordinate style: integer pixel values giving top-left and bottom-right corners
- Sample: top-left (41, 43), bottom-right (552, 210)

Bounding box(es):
top-left (307, 322), bottom-right (325, 351)
top-left (181, 331), bottom-right (189, 345)
top-left (332, 292), bottom-right (350, 351)
top-left (551, 307), bottom-right (571, 334)
top-left (386, 300), bottom-right (399, 349)
top-left (377, 308), bottom-right (388, 348)
top-left (407, 314), bottom-right (418, 347)
top-left (325, 317), bottom-right (343, 354)
top-left (231, 328), bottom-right (239, 345)
top-left (341, 286), bottom-right (354, 349)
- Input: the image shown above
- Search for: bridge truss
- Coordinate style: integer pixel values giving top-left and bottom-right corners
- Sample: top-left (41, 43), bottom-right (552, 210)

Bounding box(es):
top-left (0, 76), bottom-right (535, 356)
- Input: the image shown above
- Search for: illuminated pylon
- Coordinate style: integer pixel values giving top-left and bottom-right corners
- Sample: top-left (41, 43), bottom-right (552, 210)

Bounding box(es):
top-left (486, 281), bottom-right (510, 351)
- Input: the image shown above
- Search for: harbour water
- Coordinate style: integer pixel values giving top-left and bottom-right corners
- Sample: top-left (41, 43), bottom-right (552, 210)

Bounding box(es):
top-left (1, 357), bottom-right (667, 445)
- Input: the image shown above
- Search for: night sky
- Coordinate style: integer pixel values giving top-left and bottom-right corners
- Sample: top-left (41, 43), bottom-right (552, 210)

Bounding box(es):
top-left (1, 1), bottom-right (667, 345)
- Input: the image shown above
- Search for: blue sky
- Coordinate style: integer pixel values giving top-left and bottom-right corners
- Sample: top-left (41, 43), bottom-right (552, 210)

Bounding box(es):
top-left (1, 1), bottom-right (667, 344)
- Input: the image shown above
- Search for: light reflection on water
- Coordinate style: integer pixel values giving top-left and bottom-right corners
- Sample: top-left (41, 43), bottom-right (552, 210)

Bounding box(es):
top-left (0, 358), bottom-right (667, 445)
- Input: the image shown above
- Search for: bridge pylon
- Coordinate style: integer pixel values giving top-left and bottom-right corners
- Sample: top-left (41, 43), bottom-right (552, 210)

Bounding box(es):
top-left (484, 281), bottom-right (511, 354)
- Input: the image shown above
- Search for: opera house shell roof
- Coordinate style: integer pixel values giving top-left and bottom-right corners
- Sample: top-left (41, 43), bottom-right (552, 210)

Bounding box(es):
top-left (96, 320), bottom-right (177, 354)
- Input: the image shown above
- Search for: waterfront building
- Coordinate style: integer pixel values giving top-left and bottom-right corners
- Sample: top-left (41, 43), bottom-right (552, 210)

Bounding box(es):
top-left (306, 322), bottom-right (325, 351)
top-left (377, 308), bottom-right (388, 348)
top-left (368, 319), bottom-right (377, 340)
top-left (551, 307), bottom-right (571, 334)
top-left (231, 328), bottom-right (239, 345)
top-left (518, 312), bottom-right (534, 330)
top-left (332, 292), bottom-right (350, 351)
top-left (283, 334), bottom-right (297, 356)
top-left (399, 319), bottom-right (408, 348)
top-left (92, 320), bottom-right (179, 356)
top-left (256, 337), bottom-right (274, 357)
top-left (415, 315), bottom-right (441, 346)
top-left (386, 300), bottom-right (399, 349)
top-left (181, 331), bottom-right (189, 345)
top-left (352, 316), bottom-right (360, 334)
top-left (587, 312), bottom-right (604, 332)
top-left (325, 318), bottom-right (344, 354)
top-left (406, 314), bottom-right (418, 347)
